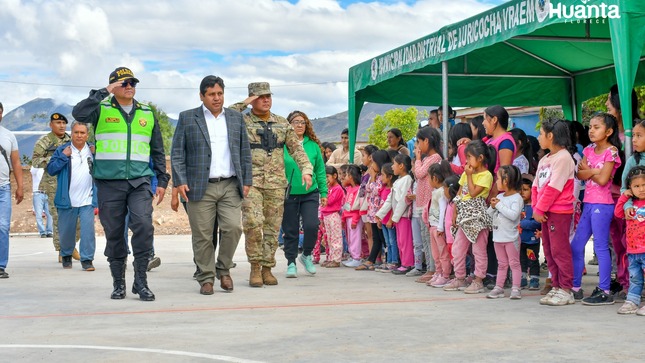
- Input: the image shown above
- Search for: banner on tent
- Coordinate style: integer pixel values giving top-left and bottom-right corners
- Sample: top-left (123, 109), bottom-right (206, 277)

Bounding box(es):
top-left (370, 0), bottom-right (621, 82)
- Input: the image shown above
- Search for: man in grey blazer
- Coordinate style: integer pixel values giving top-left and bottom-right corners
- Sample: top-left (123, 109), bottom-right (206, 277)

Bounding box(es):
top-left (171, 75), bottom-right (252, 295)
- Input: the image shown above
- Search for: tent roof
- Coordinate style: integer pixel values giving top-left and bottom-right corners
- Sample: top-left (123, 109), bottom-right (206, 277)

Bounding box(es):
top-left (349, 0), bottom-right (645, 122)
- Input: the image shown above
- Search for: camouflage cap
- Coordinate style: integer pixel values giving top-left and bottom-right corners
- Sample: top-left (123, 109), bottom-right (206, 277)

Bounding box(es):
top-left (248, 82), bottom-right (272, 97)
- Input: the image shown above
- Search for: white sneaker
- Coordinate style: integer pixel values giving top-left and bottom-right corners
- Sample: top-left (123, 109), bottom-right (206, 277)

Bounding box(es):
top-left (540, 288), bottom-right (558, 305)
top-left (405, 268), bottom-right (424, 277)
top-left (547, 289), bottom-right (575, 306)
top-left (617, 301), bottom-right (638, 314)
top-left (636, 305), bottom-right (645, 316)
top-left (487, 286), bottom-right (505, 299)
top-left (342, 259), bottom-right (361, 268)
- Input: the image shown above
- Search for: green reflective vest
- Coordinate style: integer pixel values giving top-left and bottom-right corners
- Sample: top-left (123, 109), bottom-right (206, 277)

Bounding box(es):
top-left (94, 100), bottom-right (155, 180)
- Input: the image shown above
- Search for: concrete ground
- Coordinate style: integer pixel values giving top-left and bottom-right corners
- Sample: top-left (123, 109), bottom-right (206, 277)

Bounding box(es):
top-left (1, 234), bottom-right (644, 363)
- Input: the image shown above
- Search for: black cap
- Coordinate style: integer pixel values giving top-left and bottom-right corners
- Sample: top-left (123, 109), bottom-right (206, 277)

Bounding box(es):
top-left (50, 113), bottom-right (68, 123)
top-left (108, 67), bottom-right (140, 84)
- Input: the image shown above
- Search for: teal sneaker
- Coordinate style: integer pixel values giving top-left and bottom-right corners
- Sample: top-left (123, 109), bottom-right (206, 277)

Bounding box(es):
top-left (286, 263), bottom-right (297, 278)
top-left (298, 254), bottom-right (317, 275)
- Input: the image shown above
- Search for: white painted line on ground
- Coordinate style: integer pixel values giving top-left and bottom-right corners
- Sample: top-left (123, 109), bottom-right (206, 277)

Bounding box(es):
top-left (0, 345), bottom-right (266, 363)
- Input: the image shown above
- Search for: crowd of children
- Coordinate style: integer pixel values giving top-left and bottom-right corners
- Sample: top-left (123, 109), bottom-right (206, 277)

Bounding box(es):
top-left (314, 94), bottom-right (645, 315)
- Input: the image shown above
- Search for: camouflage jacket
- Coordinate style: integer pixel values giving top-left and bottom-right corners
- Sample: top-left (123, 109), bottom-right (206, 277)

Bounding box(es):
top-left (32, 132), bottom-right (71, 191)
top-left (230, 102), bottom-right (312, 189)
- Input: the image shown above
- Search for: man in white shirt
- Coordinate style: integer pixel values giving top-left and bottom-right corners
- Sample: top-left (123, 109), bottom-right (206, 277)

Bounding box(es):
top-left (30, 166), bottom-right (53, 238)
top-left (0, 101), bottom-right (24, 279)
top-left (46, 122), bottom-right (96, 271)
top-left (171, 75), bottom-right (252, 295)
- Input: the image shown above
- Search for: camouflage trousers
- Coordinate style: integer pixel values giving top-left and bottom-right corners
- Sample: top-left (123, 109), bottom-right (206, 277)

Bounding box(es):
top-left (46, 191), bottom-right (61, 251)
top-left (242, 186), bottom-right (285, 268)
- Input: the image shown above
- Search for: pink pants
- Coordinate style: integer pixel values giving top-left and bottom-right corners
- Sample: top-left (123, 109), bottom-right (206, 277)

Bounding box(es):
top-left (542, 212), bottom-right (573, 290)
top-left (494, 242), bottom-right (521, 288)
top-left (313, 216), bottom-right (326, 262)
top-left (323, 213), bottom-right (342, 263)
top-left (345, 217), bottom-right (364, 260)
top-left (452, 228), bottom-right (489, 279)
top-left (361, 223), bottom-right (371, 258)
top-left (395, 217), bottom-right (414, 267)
top-left (430, 226), bottom-right (451, 278)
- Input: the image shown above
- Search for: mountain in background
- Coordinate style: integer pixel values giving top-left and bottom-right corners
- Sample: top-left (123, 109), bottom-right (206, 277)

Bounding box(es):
top-left (3, 98), bottom-right (436, 160)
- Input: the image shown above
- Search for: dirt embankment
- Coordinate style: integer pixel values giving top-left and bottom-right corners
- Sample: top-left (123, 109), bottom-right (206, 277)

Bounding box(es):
top-left (11, 164), bottom-right (190, 235)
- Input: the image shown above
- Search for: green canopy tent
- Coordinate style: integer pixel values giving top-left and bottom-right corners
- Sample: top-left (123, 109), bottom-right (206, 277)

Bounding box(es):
top-left (348, 0), bottom-right (645, 158)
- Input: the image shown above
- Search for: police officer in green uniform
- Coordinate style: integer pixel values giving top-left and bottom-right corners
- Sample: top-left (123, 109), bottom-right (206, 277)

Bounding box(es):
top-left (32, 113), bottom-right (80, 261)
top-left (230, 82), bottom-right (313, 287)
top-left (72, 67), bottom-right (169, 301)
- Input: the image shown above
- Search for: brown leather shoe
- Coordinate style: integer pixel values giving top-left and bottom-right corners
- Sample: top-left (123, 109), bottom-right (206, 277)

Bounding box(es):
top-left (219, 275), bottom-right (234, 292)
top-left (200, 282), bottom-right (214, 295)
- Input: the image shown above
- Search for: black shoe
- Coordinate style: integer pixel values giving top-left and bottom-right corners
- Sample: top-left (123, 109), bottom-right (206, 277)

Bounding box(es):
top-left (610, 279), bottom-right (623, 295)
top-left (109, 260), bottom-right (127, 299)
top-left (132, 258), bottom-right (155, 301)
top-left (391, 267), bottom-right (411, 275)
top-left (40, 234), bottom-right (47, 238)
top-left (46, 233), bottom-right (53, 237)
top-left (62, 256), bottom-right (72, 269)
top-left (613, 290), bottom-right (627, 303)
top-left (0, 268), bottom-right (8, 278)
top-left (572, 288), bottom-right (584, 301)
top-left (482, 275), bottom-right (496, 290)
top-left (81, 260), bottom-right (95, 271)
top-left (581, 286), bottom-right (615, 306)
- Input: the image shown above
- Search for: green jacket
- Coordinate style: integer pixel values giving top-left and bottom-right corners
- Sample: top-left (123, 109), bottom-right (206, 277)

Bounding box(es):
top-left (284, 136), bottom-right (327, 197)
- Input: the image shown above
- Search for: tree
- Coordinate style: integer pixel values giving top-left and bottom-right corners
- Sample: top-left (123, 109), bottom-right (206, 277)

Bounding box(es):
top-left (365, 107), bottom-right (425, 149)
top-left (147, 102), bottom-right (175, 155)
top-left (582, 85), bottom-right (645, 124)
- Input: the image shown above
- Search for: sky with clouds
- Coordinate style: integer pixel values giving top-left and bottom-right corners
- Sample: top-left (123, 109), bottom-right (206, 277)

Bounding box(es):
top-left (0, 0), bottom-right (505, 120)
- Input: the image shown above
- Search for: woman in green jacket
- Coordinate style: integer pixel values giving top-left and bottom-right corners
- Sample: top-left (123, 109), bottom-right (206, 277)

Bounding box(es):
top-left (282, 111), bottom-right (328, 278)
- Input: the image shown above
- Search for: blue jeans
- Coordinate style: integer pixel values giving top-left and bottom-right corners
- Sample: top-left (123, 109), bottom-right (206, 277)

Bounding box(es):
top-left (0, 184), bottom-right (11, 269)
top-left (627, 253), bottom-right (645, 305)
top-left (382, 225), bottom-right (399, 264)
top-left (58, 205), bottom-right (96, 261)
top-left (32, 191), bottom-right (53, 235)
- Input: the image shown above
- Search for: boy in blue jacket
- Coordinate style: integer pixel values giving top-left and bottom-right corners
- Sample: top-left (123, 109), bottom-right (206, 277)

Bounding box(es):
top-left (519, 175), bottom-right (542, 290)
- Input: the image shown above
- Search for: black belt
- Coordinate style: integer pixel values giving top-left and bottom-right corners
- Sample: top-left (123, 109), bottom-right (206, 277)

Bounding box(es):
top-left (208, 176), bottom-right (233, 183)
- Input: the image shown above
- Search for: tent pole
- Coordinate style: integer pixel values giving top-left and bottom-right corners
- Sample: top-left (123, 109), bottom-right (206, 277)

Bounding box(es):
top-left (442, 61), bottom-right (449, 158)
top-left (570, 77), bottom-right (578, 122)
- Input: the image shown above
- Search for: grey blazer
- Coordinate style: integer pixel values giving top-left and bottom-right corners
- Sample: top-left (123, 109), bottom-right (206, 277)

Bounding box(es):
top-left (171, 106), bottom-right (252, 201)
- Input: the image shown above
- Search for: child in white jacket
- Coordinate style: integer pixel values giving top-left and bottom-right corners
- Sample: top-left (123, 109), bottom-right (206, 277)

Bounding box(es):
top-left (487, 165), bottom-right (524, 300)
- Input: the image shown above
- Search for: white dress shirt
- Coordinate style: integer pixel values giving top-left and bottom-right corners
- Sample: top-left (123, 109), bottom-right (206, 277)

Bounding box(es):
top-left (203, 105), bottom-right (235, 179)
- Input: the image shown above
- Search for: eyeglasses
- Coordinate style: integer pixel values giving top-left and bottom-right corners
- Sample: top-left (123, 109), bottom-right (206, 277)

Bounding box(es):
top-left (290, 120), bottom-right (306, 126)
top-left (121, 80), bottom-right (138, 88)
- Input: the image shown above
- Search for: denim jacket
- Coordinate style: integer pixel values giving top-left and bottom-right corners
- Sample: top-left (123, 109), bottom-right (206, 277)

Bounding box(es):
top-left (46, 142), bottom-right (98, 209)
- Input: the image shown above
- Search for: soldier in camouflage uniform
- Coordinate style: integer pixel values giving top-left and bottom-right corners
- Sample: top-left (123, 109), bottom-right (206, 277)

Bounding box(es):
top-left (32, 113), bottom-right (79, 261)
top-left (230, 82), bottom-right (313, 287)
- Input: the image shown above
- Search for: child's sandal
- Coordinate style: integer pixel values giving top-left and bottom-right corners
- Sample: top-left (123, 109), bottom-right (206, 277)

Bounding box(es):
top-left (355, 262), bottom-right (374, 271)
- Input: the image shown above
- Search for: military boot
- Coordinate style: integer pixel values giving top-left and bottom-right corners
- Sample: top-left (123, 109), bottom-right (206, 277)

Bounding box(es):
top-left (109, 259), bottom-right (127, 300)
top-left (132, 258), bottom-right (155, 301)
top-left (261, 266), bottom-right (278, 286)
top-left (249, 263), bottom-right (263, 287)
